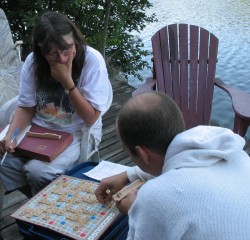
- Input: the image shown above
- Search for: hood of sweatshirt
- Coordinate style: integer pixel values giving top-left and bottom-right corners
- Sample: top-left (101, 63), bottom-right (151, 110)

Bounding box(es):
top-left (163, 125), bottom-right (247, 172)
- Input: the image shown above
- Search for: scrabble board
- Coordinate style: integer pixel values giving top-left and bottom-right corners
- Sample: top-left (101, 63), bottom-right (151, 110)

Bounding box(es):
top-left (11, 175), bottom-right (119, 240)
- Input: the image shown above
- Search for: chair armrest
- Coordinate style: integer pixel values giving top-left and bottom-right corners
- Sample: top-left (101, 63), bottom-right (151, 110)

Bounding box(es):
top-left (215, 78), bottom-right (250, 119)
top-left (76, 83), bottom-right (113, 165)
top-left (14, 40), bottom-right (23, 60)
top-left (132, 77), bottom-right (156, 97)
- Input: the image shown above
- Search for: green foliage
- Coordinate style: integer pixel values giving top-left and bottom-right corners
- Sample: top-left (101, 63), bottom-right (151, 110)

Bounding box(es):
top-left (0, 0), bottom-right (156, 81)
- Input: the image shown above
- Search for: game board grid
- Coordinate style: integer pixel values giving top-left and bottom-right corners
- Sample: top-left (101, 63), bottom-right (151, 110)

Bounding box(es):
top-left (11, 175), bottom-right (120, 240)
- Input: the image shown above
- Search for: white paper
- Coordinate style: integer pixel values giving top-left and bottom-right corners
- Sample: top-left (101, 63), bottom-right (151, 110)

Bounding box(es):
top-left (0, 124), bottom-right (32, 145)
top-left (0, 125), bottom-right (9, 141)
top-left (16, 125), bottom-right (32, 145)
top-left (83, 160), bottom-right (131, 181)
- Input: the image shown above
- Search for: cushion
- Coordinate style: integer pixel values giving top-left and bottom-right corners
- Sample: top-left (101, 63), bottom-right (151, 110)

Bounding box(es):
top-left (0, 72), bottom-right (19, 107)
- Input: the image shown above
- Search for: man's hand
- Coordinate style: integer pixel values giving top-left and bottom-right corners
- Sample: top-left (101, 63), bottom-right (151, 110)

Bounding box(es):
top-left (95, 171), bottom-right (130, 205)
top-left (116, 189), bottom-right (138, 215)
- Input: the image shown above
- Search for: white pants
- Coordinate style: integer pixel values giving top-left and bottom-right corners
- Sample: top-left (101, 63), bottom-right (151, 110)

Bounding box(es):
top-left (0, 128), bottom-right (101, 195)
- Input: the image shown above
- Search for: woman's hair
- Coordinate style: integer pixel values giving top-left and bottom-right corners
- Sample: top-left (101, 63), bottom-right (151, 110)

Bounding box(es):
top-left (32, 11), bottom-right (86, 90)
top-left (117, 92), bottom-right (186, 156)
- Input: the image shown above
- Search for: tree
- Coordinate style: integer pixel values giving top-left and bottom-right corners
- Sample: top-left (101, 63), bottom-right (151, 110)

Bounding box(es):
top-left (0, 0), bottom-right (156, 81)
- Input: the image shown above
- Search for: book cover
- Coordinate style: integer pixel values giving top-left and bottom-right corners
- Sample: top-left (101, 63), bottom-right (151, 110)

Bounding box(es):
top-left (14, 125), bottom-right (73, 162)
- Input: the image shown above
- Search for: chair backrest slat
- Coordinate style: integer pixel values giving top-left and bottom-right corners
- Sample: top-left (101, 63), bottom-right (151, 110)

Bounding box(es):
top-left (179, 24), bottom-right (189, 125)
top-left (204, 34), bottom-right (219, 124)
top-left (152, 27), bottom-right (171, 95)
top-left (152, 30), bottom-right (166, 93)
top-left (188, 25), bottom-right (199, 128)
top-left (168, 24), bottom-right (181, 105)
top-left (197, 28), bottom-right (209, 125)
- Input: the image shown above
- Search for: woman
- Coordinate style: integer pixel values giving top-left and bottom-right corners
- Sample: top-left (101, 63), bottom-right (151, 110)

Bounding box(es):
top-left (0, 11), bottom-right (111, 196)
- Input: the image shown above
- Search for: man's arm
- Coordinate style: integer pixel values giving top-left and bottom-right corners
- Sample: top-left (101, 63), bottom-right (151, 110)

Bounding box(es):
top-left (127, 166), bottom-right (155, 182)
top-left (95, 171), bottom-right (130, 204)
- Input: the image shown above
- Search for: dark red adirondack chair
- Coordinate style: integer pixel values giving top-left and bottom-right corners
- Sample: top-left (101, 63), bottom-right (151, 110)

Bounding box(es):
top-left (133, 23), bottom-right (250, 136)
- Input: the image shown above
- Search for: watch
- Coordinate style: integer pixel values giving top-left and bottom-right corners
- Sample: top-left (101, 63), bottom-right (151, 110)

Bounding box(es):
top-left (65, 85), bottom-right (76, 95)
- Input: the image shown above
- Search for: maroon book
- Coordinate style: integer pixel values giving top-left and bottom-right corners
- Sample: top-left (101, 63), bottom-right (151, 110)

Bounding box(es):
top-left (14, 125), bottom-right (73, 162)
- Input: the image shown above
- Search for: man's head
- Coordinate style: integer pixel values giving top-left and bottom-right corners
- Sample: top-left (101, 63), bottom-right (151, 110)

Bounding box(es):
top-left (117, 92), bottom-right (185, 175)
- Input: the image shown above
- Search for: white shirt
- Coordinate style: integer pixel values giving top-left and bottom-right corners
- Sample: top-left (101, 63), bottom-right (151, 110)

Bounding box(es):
top-left (127, 126), bottom-right (250, 240)
top-left (18, 46), bottom-right (111, 132)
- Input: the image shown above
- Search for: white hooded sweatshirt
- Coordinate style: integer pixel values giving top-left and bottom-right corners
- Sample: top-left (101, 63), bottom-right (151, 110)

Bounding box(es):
top-left (126, 126), bottom-right (250, 240)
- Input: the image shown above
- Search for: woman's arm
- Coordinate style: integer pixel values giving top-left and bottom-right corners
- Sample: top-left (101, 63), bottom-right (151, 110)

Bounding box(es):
top-left (0, 106), bottom-right (35, 155)
top-left (67, 88), bottom-right (101, 126)
top-left (48, 48), bottom-right (102, 126)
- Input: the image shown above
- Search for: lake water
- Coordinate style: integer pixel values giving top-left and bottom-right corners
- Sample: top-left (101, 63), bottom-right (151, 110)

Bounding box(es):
top-left (128, 0), bottom-right (250, 137)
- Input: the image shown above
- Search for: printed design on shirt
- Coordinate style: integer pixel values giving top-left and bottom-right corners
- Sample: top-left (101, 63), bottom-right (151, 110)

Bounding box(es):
top-left (36, 87), bottom-right (74, 126)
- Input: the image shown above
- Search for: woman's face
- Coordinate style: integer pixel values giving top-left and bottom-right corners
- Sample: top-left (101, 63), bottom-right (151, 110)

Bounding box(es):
top-left (44, 35), bottom-right (76, 64)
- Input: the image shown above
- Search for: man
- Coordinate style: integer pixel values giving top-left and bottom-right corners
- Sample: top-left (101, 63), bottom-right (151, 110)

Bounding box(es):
top-left (95, 92), bottom-right (250, 240)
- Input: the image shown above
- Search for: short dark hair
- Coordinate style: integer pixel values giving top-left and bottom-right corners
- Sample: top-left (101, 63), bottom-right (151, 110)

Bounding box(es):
top-left (117, 92), bottom-right (186, 156)
top-left (32, 11), bottom-right (86, 90)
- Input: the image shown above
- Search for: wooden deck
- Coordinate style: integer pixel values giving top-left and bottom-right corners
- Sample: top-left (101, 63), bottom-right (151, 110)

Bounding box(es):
top-left (1, 78), bottom-right (250, 239)
top-left (0, 78), bottom-right (135, 240)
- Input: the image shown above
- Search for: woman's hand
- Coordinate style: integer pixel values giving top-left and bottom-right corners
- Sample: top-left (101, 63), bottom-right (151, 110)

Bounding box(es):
top-left (48, 45), bottom-right (76, 89)
top-left (0, 106), bottom-right (35, 158)
top-left (0, 139), bottom-right (6, 158)
top-left (0, 138), bottom-right (17, 158)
